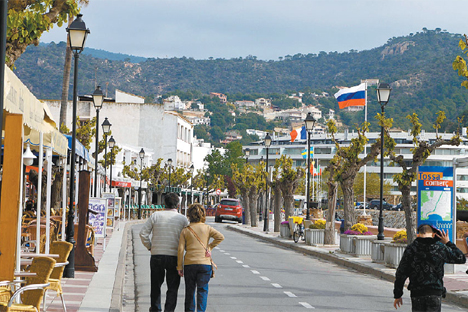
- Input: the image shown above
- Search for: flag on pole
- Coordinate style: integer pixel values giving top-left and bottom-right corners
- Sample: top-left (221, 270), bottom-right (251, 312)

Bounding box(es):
top-left (301, 147), bottom-right (314, 159)
top-left (334, 83), bottom-right (366, 109)
top-left (290, 126), bottom-right (306, 142)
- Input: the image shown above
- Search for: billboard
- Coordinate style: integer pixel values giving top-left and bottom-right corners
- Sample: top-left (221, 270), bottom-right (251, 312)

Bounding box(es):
top-left (417, 166), bottom-right (454, 239)
top-left (88, 197), bottom-right (107, 238)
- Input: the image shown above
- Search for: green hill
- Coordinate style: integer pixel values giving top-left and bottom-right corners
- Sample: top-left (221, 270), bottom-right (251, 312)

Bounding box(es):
top-left (13, 29), bottom-right (468, 131)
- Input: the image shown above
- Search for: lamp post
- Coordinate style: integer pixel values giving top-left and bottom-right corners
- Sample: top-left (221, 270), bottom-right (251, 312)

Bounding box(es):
top-left (92, 86), bottom-right (104, 197)
top-left (305, 112), bottom-right (316, 220)
top-left (189, 164), bottom-right (194, 214)
top-left (64, 14), bottom-right (90, 278)
top-left (138, 148), bottom-right (145, 219)
top-left (263, 133), bottom-right (272, 231)
top-left (108, 136), bottom-right (115, 192)
top-left (376, 83), bottom-right (392, 240)
top-left (101, 118), bottom-right (111, 192)
top-left (168, 158), bottom-right (173, 191)
top-left (245, 148), bottom-right (250, 163)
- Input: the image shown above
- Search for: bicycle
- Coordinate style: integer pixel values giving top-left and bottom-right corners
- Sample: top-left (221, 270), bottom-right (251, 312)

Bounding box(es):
top-left (291, 216), bottom-right (305, 243)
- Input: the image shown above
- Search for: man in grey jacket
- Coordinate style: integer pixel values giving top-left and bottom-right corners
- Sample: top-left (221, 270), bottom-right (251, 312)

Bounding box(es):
top-left (140, 193), bottom-right (189, 312)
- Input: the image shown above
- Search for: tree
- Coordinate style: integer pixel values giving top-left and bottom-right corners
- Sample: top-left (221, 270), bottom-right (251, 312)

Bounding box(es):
top-left (248, 162), bottom-right (266, 227)
top-left (231, 163), bottom-right (252, 225)
top-left (353, 172), bottom-right (392, 201)
top-left (6, 0), bottom-right (83, 67)
top-left (386, 112), bottom-right (461, 243)
top-left (324, 156), bottom-right (341, 244)
top-left (327, 118), bottom-right (385, 231)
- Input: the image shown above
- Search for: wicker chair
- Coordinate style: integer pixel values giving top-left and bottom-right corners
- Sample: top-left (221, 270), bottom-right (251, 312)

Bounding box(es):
top-left (0, 257), bottom-right (56, 312)
top-left (43, 241), bottom-right (73, 312)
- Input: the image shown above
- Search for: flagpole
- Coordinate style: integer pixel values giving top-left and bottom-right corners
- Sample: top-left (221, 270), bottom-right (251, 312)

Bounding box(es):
top-left (363, 81), bottom-right (368, 215)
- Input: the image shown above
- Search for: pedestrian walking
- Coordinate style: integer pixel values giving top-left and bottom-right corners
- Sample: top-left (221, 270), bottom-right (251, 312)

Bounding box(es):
top-left (177, 203), bottom-right (224, 312)
top-left (393, 224), bottom-right (466, 311)
top-left (140, 192), bottom-right (189, 312)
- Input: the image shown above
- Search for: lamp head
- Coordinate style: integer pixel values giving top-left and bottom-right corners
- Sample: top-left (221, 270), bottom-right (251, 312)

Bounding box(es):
top-left (66, 14), bottom-right (90, 52)
top-left (305, 112), bottom-right (316, 132)
top-left (245, 148), bottom-right (250, 157)
top-left (139, 148), bottom-right (145, 160)
top-left (92, 86), bottom-right (104, 109)
top-left (102, 117), bottom-right (111, 135)
top-left (377, 83), bottom-right (392, 105)
top-left (23, 143), bottom-right (36, 166)
top-left (108, 136), bottom-right (115, 149)
top-left (190, 164), bottom-right (194, 173)
top-left (168, 158), bottom-right (173, 166)
top-left (264, 133), bottom-right (272, 148)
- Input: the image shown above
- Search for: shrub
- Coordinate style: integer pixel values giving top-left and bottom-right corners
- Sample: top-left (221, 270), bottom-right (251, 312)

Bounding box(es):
top-left (309, 219), bottom-right (326, 229)
top-left (351, 223), bottom-right (368, 234)
top-left (393, 230), bottom-right (407, 244)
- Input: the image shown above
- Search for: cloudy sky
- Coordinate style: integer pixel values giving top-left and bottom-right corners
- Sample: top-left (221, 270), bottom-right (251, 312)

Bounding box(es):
top-left (40, 0), bottom-right (468, 60)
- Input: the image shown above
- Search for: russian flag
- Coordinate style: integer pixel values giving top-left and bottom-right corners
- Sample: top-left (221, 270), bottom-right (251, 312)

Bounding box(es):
top-left (334, 83), bottom-right (366, 109)
top-left (290, 126), bottom-right (306, 142)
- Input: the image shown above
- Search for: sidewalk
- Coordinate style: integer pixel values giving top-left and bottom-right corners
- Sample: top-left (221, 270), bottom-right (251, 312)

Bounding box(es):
top-left (226, 221), bottom-right (468, 309)
top-left (42, 220), bottom-right (142, 312)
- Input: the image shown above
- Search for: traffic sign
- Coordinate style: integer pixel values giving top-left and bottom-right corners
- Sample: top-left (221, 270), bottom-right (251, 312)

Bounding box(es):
top-left (216, 189), bottom-right (221, 195)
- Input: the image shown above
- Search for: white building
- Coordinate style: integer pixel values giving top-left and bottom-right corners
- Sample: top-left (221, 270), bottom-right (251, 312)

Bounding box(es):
top-left (163, 95), bottom-right (185, 111)
top-left (235, 100), bottom-right (256, 108)
top-left (186, 116), bottom-right (211, 126)
top-left (255, 98), bottom-right (271, 107)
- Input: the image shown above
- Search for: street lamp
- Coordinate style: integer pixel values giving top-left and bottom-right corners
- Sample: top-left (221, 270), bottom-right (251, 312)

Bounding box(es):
top-left (245, 148), bottom-right (250, 163)
top-left (305, 112), bottom-right (316, 221)
top-left (263, 133), bottom-right (272, 231)
top-left (64, 13), bottom-right (90, 278)
top-left (138, 148), bottom-right (145, 219)
top-left (376, 83), bottom-right (392, 240)
top-left (108, 136), bottom-right (115, 192)
top-left (168, 158), bottom-right (173, 191)
top-left (92, 86), bottom-right (104, 197)
top-left (101, 117), bottom-right (111, 192)
top-left (189, 164), bottom-right (194, 215)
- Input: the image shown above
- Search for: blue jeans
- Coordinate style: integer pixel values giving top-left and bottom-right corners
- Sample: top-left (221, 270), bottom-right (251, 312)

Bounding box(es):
top-left (184, 264), bottom-right (212, 312)
top-left (150, 255), bottom-right (181, 312)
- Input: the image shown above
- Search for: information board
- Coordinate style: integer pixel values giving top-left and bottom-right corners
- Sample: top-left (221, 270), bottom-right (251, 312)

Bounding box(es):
top-left (417, 166), bottom-right (454, 239)
top-left (102, 193), bottom-right (116, 228)
top-left (88, 197), bottom-right (107, 238)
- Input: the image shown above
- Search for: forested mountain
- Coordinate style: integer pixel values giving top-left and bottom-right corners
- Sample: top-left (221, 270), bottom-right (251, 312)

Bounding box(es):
top-left (13, 29), bottom-right (468, 131)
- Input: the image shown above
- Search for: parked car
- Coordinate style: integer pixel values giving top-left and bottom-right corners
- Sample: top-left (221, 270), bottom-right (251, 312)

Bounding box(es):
top-left (393, 203), bottom-right (402, 211)
top-left (354, 202), bottom-right (369, 209)
top-left (215, 198), bottom-right (243, 223)
top-left (369, 199), bottom-right (393, 210)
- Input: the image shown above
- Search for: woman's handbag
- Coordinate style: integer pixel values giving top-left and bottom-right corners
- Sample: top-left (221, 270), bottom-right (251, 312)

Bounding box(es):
top-left (187, 226), bottom-right (217, 278)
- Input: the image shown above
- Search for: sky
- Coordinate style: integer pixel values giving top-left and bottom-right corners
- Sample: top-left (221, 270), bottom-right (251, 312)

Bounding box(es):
top-left (40, 0), bottom-right (468, 61)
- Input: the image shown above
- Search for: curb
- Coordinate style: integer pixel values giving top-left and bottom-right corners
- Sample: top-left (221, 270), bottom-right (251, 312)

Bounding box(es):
top-left (226, 224), bottom-right (468, 309)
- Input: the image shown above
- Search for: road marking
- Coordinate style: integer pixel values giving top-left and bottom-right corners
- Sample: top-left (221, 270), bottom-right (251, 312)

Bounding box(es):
top-left (260, 276), bottom-right (270, 281)
top-left (225, 253), bottom-right (230, 255)
top-left (251, 270), bottom-right (260, 274)
top-left (236, 260), bottom-right (243, 263)
top-left (299, 302), bottom-right (315, 309)
top-left (230, 256), bottom-right (237, 259)
top-left (284, 291), bottom-right (297, 298)
top-left (271, 283), bottom-right (282, 288)
top-left (242, 265), bottom-right (250, 268)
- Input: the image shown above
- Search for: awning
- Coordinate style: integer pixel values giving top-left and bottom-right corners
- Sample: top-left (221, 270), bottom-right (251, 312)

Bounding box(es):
top-left (65, 135), bottom-right (94, 165)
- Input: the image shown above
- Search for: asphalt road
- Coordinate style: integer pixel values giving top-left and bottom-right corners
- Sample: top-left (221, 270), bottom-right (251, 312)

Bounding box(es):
top-left (130, 218), bottom-right (466, 312)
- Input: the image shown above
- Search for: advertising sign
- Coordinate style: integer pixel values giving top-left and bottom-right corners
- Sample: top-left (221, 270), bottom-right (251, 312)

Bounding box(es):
top-left (102, 192), bottom-right (116, 228)
top-left (88, 197), bottom-right (107, 238)
top-left (417, 166), bottom-right (454, 239)
top-left (115, 197), bottom-right (122, 218)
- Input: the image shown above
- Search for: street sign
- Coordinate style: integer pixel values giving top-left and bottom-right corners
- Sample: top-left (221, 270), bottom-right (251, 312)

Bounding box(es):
top-left (216, 189), bottom-right (221, 195)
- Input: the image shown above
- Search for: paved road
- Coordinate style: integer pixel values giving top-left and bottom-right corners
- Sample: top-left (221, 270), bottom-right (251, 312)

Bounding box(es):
top-left (129, 218), bottom-right (466, 312)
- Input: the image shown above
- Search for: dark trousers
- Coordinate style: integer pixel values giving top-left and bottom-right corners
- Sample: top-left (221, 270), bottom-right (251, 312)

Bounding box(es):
top-left (184, 264), bottom-right (212, 312)
top-left (150, 255), bottom-right (181, 312)
top-left (411, 295), bottom-right (442, 312)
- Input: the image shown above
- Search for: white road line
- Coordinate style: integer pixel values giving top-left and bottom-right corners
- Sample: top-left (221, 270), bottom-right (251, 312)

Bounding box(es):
top-left (284, 291), bottom-right (297, 298)
top-left (236, 260), bottom-right (243, 263)
top-left (230, 256), bottom-right (237, 259)
top-left (271, 283), bottom-right (282, 288)
top-left (260, 276), bottom-right (270, 281)
top-left (215, 247), bottom-right (221, 250)
top-left (242, 265), bottom-right (250, 268)
top-left (225, 253), bottom-right (230, 255)
top-left (299, 302), bottom-right (315, 309)
top-left (251, 270), bottom-right (260, 274)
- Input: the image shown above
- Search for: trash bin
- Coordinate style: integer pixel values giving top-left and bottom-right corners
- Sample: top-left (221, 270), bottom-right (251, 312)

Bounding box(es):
top-left (340, 219), bottom-right (345, 234)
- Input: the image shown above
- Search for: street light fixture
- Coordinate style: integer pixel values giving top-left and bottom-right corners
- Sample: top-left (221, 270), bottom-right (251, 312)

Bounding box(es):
top-left (305, 112), bottom-right (316, 221)
top-left (22, 143), bottom-right (36, 166)
top-left (263, 133), bottom-right (272, 231)
top-left (376, 83), bottom-right (392, 240)
top-left (101, 117), bottom-right (111, 192)
top-left (92, 86), bottom-right (104, 197)
top-left (138, 148), bottom-right (145, 219)
top-left (108, 136), bottom-right (115, 192)
top-left (64, 13), bottom-right (90, 278)
top-left (245, 148), bottom-right (250, 163)
top-left (168, 158), bottom-right (173, 191)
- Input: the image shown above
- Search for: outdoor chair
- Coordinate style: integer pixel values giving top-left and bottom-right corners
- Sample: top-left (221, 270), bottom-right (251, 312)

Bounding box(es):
top-left (0, 257), bottom-right (56, 312)
top-left (73, 224), bottom-right (95, 256)
top-left (43, 241), bottom-right (73, 312)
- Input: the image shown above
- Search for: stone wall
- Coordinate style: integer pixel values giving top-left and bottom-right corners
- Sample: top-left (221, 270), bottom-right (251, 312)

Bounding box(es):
top-left (326, 210), bottom-right (414, 229)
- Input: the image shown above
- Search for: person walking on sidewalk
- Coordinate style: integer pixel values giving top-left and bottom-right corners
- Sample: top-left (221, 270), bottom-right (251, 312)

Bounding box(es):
top-left (140, 193), bottom-right (189, 312)
top-left (393, 224), bottom-right (466, 311)
top-left (177, 203), bottom-right (224, 312)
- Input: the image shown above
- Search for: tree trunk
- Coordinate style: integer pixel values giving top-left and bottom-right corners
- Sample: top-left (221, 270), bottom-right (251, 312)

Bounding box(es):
top-left (59, 17), bottom-right (74, 131)
top-left (51, 169), bottom-right (63, 209)
top-left (249, 190), bottom-right (258, 227)
top-left (401, 186), bottom-right (416, 243)
top-left (274, 186), bottom-right (282, 232)
top-left (242, 191), bottom-right (250, 225)
top-left (325, 181), bottom-right (338, 244)
top-left (341, 179), bottom-right (357, 231)
top-left (284, 194), bottom-right (294, 219)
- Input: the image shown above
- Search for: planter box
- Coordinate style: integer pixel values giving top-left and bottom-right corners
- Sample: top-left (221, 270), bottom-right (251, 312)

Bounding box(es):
top-left (371, 241), bottom-right (388, 263)
top-left (280, 224), bottom-right (291, 238)
top-left (384, 243), bottom-right (407, 268)
top-left (305, 229), bottom-right (325, 245)
top-left (340, 235), bottom-right (378, 255)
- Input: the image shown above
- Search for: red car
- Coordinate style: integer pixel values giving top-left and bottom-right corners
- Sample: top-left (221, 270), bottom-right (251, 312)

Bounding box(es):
top-left (215, 198), bottom-right (243, 223)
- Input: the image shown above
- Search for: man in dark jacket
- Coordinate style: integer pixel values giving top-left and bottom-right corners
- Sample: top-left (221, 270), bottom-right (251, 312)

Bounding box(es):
top-left (393, 224), bottom-right (466, 311)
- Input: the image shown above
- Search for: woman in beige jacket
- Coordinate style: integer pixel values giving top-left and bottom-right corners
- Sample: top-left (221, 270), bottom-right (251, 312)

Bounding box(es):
top-left (177, 203), bottom-right (224, 312)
